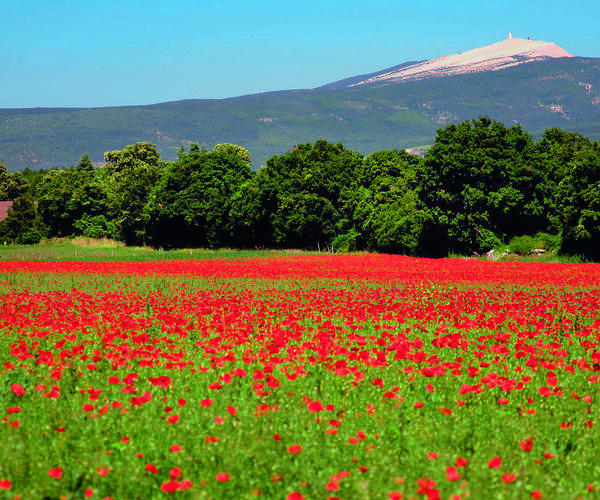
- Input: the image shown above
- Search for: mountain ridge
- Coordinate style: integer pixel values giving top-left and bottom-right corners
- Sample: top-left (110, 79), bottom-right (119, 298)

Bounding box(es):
top-left (0, 39), bottom-right (599, 171)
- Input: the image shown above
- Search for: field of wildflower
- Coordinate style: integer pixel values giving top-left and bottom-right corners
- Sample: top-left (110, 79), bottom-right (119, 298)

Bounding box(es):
top-left (0, 253), bottom-right (599, 499)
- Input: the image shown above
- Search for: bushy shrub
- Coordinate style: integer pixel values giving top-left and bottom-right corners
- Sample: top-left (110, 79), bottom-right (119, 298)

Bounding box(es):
top-left (332, 229), bottom-right (361, 252)
top-left (475, 227), bottom-right (502, 253)
top-left (74, 215), bottom-right (117, 239)
top-left (509, 233), bottom-right (559, 255)
top-left (19, 228), bottom-right (46, 244)
top-left (535, 232), bottom-right (561, 252)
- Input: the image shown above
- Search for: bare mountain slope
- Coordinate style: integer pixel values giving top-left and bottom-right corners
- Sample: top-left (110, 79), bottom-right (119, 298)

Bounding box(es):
top-left (352, 36), bottom-right (573, 86)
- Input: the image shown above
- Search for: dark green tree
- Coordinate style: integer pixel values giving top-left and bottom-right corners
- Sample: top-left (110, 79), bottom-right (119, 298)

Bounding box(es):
top-left (36, 169), bottom-right (110, 238)
top-left (338, 149), bottom-right (434, 255)
top-left (144, 146), bottom-right (253, 248)
top-left (102, 142), bottom-right (164, 244)
top-left (419, 117), bottom-right (535, 255)
top-left (258, 140), bottom-right (364, 248)
top-left (0, 196), bottom-right (46, 244)
top-left (75, 153), bottom-right (95, 171)
top-left (553, 136), bottom-right (600, 259)
top-left (0, 161), bottom-right (30, 200)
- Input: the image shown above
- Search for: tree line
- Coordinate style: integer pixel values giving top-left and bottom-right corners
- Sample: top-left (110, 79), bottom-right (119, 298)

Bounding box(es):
top-left (1, 116), bottom-right (600, 259)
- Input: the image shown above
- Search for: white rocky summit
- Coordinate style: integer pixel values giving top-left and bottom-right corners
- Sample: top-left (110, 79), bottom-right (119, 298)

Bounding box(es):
top-left (353, 34), bottom-right (574, 86)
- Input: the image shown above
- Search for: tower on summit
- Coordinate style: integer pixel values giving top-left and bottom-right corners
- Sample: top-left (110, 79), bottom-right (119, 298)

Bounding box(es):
top-left (508, 29), bottom-right (513, 39)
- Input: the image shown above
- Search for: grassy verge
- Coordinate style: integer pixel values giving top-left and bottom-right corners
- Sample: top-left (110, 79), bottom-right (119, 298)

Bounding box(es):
top-left (0, 238), bottom-right (313, 262)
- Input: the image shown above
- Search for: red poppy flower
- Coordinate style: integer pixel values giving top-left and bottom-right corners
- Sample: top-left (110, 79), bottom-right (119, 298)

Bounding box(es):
top-left (161, 480), bottom-right (180, 493)
top-left (149, 376), bottom-right (172, 388)
top-left (179, 479), bottom-right (193, 490)
top-left (10, 384), bottom-right (26, 396)
top-left (488, 457), bottom-right (502, 468)
top-left (0, 479), bottom-right (11, 490)
top-left (538, 387), bottom-right (551, 397)
top-left (48, 468), bottom-right (62, 479)
top-left (520, 438), bottom-right (533, 451)
top-left (446, 466), bottom-right (461, 481)
top-left (307, 400), bottom-right (324, 412)
top-left (371, 378), bottom-right (384, 387)
top-left (216, 473), bottom-right (230, 482)
top-left (288, 444), bottom-right (301, 454)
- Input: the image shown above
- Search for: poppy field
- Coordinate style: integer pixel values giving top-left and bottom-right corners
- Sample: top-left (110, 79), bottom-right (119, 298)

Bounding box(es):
top-left (0, 254), bottom-right (599, 499)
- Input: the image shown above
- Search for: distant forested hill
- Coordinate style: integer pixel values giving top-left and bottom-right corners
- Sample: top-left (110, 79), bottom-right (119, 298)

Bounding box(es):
top-left (1, 57), bottom-right (599, 171)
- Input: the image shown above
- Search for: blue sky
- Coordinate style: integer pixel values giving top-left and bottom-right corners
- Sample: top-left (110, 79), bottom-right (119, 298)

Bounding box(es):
top-left (1, 0), bottom-right (598, 108)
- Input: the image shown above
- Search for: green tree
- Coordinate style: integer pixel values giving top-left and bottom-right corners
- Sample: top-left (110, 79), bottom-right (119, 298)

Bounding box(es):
top-left (75, 153), bottom-right (95, 171)
top-left (102, 142), bottom-right (164, 244)
top-left (227, 173), bottom-right (269, 247)
top-left (339, 149), bottom-right (433, 255)
top-left (104, 142), bottom-right (161, 171)
top-left (419, 116), bottom-right (535, 255)
top-left (213, 143), bottom-right (251, 166)
top-left (0, 196), bottom-right (46, 244)
top-left (176, 144), bottom-right (187, 161)
top-left (0, 161), bottom-right (30, 201)
top-left (36, 169), bottom-right (110, 238)
top-left (258, 140), bottom-right (364, 248)
top-left (0, 161), bottom-right (10, 199)
top-left (553, 136), bottom-right (600, 259)
top-left (144, 145), bottom-right (253, 248)
top-left (272, 193), bottom-right (337, 248)
top-left (530, 128), bottom-right (588, 235)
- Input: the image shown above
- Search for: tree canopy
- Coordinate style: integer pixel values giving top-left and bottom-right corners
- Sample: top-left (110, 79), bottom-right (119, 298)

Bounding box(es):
top-left (5, 120), bottom-right (600, 260)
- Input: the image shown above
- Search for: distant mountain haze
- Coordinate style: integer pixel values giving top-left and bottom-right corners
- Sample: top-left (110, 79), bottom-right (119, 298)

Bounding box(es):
top-left (0, 36), bottom-right (598, 171)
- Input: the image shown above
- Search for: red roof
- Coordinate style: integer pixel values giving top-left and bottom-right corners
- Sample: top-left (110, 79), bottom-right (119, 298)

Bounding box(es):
top-left (0, 201), bottom-right (13, 221)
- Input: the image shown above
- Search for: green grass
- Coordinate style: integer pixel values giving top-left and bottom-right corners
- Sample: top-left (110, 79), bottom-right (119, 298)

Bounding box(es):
top-left (0, 238), bottom-right (313, 262)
